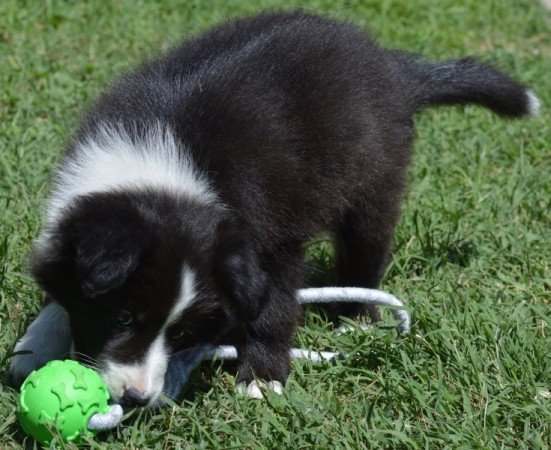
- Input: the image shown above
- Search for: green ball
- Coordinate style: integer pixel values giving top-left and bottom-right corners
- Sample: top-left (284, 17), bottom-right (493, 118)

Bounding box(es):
top-left (18, 360), bottom-right (110, 445)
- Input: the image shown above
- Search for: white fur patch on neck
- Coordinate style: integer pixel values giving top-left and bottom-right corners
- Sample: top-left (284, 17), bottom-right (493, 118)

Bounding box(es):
top-left (46, 123), bottom-right (216, 224)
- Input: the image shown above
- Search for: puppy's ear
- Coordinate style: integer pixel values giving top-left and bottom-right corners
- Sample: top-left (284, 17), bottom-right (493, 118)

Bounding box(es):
top-left (214, 221), bottom-right (267, 321)
top-left (74, 219), bottom-right (148, 298)
top-left (32, 195), bottom-right (152, 301)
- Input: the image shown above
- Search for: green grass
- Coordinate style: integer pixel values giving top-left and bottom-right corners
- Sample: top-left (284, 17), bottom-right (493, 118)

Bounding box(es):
top-left (1, 0), bottom-right (550, 448)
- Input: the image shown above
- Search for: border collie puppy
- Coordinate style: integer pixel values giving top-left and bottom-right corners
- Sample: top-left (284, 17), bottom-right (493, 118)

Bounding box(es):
top-left (9, 12), bottom-right (538, 406)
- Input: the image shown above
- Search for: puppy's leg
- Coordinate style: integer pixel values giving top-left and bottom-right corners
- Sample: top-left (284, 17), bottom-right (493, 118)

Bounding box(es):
top-left (236, 256), bottom-right (301, 398)
top-left (330, 191), bottom-right (404, 325)
top-left (8, 299), bottom-right (72, 388)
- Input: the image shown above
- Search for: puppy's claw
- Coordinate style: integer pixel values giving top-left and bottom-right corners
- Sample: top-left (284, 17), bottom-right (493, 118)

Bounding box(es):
top-left (236, 380), bottom-right (283, 399)
top-left (237, 381), bottom-right (264, 399)
top-left (268, 380), bottom-right (284, 395)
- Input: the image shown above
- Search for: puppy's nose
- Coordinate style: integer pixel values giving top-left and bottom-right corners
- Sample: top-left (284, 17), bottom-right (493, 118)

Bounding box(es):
top-left (121, 388), bottom-right (150, 407)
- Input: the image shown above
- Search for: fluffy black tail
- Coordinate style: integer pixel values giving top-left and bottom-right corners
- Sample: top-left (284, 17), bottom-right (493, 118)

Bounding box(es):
top-left (399, 55), bottom-right (540, 117)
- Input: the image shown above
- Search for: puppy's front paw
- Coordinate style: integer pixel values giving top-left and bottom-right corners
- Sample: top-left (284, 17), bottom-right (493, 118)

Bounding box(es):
top-left (236, 380), bottom-right (284, 399)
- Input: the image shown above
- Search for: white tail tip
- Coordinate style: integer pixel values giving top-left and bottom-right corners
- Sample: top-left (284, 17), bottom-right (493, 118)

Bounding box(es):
top-left (526, 90), bottom-right (541, 116)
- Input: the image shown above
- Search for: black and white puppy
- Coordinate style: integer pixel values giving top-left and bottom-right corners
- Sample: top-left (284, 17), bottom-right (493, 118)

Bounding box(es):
top-left (9, 12), bottom-right (538, 406)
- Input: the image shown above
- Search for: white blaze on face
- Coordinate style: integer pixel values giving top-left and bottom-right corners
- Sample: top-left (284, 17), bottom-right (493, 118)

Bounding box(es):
top-left (100, 266), bottom-right (197, 407)
top-left (101, 336), bottom-right (169, 405)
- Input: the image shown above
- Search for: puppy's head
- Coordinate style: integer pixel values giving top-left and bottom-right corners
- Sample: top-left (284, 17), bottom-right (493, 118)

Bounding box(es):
top-left (32, 190), bottom-right (266, 407)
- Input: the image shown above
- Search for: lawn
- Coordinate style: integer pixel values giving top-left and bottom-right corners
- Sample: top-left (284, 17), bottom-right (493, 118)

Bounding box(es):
top-left (0, 0), bottom-right (550, 448)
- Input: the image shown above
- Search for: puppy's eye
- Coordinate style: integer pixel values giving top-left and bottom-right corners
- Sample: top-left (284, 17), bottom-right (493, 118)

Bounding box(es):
top-left (168, 329), bottom-right (186, 341)
top-left (116, 310), bottom-right (134, 327)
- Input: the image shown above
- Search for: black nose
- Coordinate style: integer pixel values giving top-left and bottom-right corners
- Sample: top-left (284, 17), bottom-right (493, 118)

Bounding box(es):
top-left (121, 388), bottom-right (150, 407)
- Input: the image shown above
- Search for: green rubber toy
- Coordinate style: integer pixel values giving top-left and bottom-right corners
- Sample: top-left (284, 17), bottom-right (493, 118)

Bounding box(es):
top-left (18, 360), bottom-right (110, 445)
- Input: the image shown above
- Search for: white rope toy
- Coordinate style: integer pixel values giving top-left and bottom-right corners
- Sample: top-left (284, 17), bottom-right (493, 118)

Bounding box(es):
top-left (88, 404), bottom-right (124, 430)
top-left (297, 287), bottom-right (410, 334)
top-left (87, 286), bottom-right (410, 430)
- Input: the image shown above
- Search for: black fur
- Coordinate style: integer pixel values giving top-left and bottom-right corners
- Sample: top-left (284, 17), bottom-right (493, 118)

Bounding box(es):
top-left (28, 11), bottom-right (535, 390)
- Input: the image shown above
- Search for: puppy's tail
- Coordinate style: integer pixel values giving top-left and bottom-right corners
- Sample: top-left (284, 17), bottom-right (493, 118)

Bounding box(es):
top-left (396, 54), bottom-right (540, 117)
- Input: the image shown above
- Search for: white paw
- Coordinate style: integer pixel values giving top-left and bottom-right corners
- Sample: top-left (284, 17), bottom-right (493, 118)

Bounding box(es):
top-left (267, 380), bottom-right (284, 395)
top-left (236, 380), bottom-right (284, 399)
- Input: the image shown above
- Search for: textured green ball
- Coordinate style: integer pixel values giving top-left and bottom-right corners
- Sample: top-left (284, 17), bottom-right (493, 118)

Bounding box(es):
top-left (18, 360), bottom-right (110, 445)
